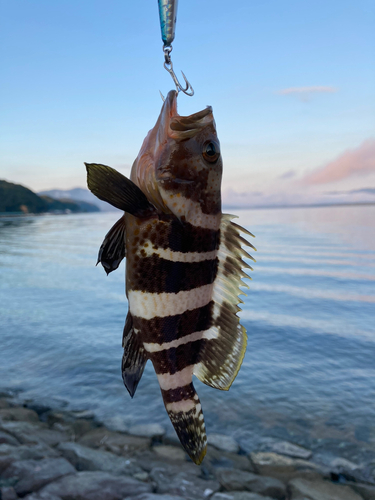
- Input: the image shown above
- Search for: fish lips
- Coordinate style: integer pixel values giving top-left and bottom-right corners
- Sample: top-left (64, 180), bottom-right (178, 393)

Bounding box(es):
top-left (159, 90), bottom-right (214, 143)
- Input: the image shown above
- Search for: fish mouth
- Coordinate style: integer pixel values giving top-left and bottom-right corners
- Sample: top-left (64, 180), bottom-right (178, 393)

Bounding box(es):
top-left (161, 90), bottom-right (214, 141)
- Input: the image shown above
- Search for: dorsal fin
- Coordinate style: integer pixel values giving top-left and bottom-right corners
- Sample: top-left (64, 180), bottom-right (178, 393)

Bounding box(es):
top-left (193, 215), bottom-right (256, 390)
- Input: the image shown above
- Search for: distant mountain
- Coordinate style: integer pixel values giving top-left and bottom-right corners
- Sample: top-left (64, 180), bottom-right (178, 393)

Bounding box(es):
top-left (0, 180), bottom-right (99, 214)
top-left (38, 187), bottom-right (118, 212)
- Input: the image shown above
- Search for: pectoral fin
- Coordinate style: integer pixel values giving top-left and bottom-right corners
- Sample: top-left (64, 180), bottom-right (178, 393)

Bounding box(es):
top-left (122, 312), bottom-right (147, 397)
top-left (97, 215), bottom-right (126, 275)
top-left (85, 163), bottom-right (157, 218)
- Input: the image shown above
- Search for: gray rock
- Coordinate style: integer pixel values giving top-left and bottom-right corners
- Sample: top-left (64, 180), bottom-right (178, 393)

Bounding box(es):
top-left (104, 416), bottom-right (129, 433)
top-left (0, 399), bottom-right (10, 409)
top-left (129, 495), bottom-right (186, 500)
top-left (208, 434), bottom-right (240, 454)
top-left (287, 478), bottom-right (363, 500)
top-left (128, 424), bottom-right (165, 439)
top-left (2, 457), bottom-right (76, 496)
top-left (346, 482), bottom-right (375, 500)
top-left (135, 451), bottom-right (200, 474)
top-left (153, 445), bottom-right (186, 461)
top-left (57, 442), bottom-right (142, 476)
top-left (216, 469), bottom-right (286, 500)
top-left (0, 408), bottom-right (40, 423)
top-left (39, 471), bottom-right (152, 500)
top-left (0, 486), bottom-right (18, 500)
top-left (269, 441), bottom-right (312, 460)
top-left (24, 493), bottom-right (62, 500)
top-left (0, 443), bottom-right (60, 473)
top-left (211, 493), bottom-right (276, 500)
top-left (150, 467), bottom-right (220, 499)
top-left (162, 432), bottom-right (182, 448)
top-left (204, 445), bottom-right (255, 473)
top-left (249, 452), bottom-right (327, 482)
top-left (0, 431), bottom-right (20, 447)
top-left (0, 421), bottom-right (69, 447)
top-left (78, 428), bottom-right (151, 456)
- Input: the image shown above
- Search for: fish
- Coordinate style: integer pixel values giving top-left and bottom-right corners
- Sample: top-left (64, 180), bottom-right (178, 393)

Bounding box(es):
top-left (85, 90), bottom-right (255, 464)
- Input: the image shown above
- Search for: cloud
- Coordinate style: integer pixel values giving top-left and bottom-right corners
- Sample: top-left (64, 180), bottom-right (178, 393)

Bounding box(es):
top-left (302, 138), bottom-right (375, 185)
top-left (278, 169), bottom-right (296, 180)
top-left (277, 86), bottom-right (338, 102)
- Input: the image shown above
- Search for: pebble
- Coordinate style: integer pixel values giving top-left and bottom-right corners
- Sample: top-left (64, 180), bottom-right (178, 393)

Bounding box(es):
top-left (288, 477), bottom-right (364, 500)
top-left (129, 423), bottom-right (166, 439)
top-left (269, 440), bottom-right (312, 460)
top-left (249, 451), bottom-right (328, 482)
top-left (0, 431), bottom-right (20, 447)
top-left (0, 486), bottom-right (18, 500)
top-left (2, 457), bottom-right (76, 496)
top-left (57, 441), bottom-right (142, 476)
top-left (0, 407), bottom-right (40, 423)
top-left (39, 470), bottom-right (152, 500)
top-left (78, 427), bottom-right (151, 455)
top-left (216, 468), bottom-right (286, 500)
top-left (150, 467), bottom-right (220, 500)
top-left (208, 433), bottom-right (240, 454)
top-left (153, 445), bottom-right (187, 461)
top-left (211, 493), bottom-right (276, 500)
top-left (129, 495), bottom-right (187, 500)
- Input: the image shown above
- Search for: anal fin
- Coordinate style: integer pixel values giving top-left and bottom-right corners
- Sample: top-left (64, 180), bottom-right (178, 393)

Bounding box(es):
top-left (97, 215), bottom-right (126, 275)
top-left (122, 312), bottom-right (147, 397)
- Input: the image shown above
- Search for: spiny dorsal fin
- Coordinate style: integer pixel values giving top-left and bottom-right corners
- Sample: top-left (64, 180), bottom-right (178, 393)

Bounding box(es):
top-left (193, 215), bottom-right (255, 391)
top-left (85, 163), bottom-right (157, 218)
top-left (97, 215), bottom-right (126, 275)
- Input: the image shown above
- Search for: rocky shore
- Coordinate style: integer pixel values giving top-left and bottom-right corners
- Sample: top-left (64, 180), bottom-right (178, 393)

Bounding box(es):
top-left (1, 392), bottom-right (375, 500)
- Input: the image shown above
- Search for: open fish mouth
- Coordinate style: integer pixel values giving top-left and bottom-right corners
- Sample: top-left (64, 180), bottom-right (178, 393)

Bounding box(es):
top-left (161, 90), bottom-right (214, 141)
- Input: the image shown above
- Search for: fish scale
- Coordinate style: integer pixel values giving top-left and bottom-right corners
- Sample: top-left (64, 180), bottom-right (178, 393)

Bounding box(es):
top-left (85, 90), bottom-right (255, 464)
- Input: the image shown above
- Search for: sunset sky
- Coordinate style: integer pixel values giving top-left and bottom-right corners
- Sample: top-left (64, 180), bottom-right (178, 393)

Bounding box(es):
top-left (1, 0), bottom-right (374, 207)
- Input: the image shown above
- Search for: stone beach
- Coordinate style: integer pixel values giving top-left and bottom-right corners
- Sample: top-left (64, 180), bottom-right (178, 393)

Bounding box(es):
top-left (1, 392), bottom-right (375, 500)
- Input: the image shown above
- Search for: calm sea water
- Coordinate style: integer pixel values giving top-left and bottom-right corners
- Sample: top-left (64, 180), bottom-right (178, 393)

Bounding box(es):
top-left (1, 206), bottom-right (375, 455)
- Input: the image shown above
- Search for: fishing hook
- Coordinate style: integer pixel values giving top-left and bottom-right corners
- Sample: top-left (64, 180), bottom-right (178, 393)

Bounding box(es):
top-left (163, 46), bottom-right (194, 97)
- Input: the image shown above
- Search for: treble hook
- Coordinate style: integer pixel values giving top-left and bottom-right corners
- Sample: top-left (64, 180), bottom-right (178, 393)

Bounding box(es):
top-left (163, 46), bottom-right (194, 97)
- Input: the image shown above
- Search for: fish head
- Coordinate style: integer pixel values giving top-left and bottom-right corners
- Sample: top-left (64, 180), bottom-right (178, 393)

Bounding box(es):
top-left (131, 90), bottom-right (222, 222)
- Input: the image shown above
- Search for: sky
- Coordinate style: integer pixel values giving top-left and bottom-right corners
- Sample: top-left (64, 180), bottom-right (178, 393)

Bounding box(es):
top-left (1, 0), bottom-right (374, 207)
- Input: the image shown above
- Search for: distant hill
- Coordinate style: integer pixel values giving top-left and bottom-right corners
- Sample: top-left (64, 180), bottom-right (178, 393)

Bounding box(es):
top-left (0, 180), bottom-right (100, 214)
top-left (38, 187), bottom-right (118, 212)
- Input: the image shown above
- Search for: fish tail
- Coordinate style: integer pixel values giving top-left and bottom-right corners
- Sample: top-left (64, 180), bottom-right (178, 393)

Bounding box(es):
top-left (161, 382), bottom-right (207, 465)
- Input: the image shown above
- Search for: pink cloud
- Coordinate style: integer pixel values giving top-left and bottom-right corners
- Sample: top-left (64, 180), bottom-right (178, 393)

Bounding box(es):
top-left (302, 138), bottom-right (375, 185)
top-left (277, 86), bottom-right (337, 101)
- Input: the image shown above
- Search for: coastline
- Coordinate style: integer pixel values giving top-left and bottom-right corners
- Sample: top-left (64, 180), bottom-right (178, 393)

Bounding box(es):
top-left (1, 391), bottom-right (374, 500)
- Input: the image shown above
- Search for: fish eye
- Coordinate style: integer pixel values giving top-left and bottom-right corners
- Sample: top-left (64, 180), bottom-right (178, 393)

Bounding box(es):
top-left (203, 141), bottom-right (220, 163)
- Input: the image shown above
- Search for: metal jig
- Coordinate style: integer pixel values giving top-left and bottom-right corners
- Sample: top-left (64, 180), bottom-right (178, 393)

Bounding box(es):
top-left (158, 1), bottom-right (194, 97)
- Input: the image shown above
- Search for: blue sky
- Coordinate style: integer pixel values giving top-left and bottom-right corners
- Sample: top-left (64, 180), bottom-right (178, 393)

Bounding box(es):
top-left (1, 0), bottom-right (374, 206)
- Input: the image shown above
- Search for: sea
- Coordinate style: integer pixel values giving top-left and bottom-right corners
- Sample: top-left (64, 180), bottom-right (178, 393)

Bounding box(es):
top-left (1, 205), bottom-right (375, 461)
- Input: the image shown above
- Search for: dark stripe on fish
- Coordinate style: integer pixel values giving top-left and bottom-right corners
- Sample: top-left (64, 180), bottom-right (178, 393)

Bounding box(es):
top-left (133, 302), bottom-right (214, 344)
top-left (145, 219), bottom-right (220, 253)
top-left (129, 255), bottom-right (218, 293)
top-left (150, 339), bottom-right (205, 375)
top-left (161, 383), bottom-right (196, 404)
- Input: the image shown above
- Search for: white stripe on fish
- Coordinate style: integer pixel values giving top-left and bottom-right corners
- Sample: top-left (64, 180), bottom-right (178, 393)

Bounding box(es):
top-left (128, 283), bottom-right (214, 319)
top-left (143, 326), bottom-right (219, 353)
top-left (136, 245), bottom-right (218, 263)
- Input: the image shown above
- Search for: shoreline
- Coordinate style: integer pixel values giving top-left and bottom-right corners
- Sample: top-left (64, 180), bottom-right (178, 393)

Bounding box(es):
top-left (1, 391), bottom-right (375, 500)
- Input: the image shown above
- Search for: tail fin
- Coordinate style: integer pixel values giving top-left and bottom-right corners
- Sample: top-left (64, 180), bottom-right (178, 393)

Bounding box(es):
top-left (161, 382), bottom-right (207, 465)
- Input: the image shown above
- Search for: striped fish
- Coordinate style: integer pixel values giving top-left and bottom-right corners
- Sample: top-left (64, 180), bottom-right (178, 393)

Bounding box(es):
top-left (85, 90), bottom-right (255, 464)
